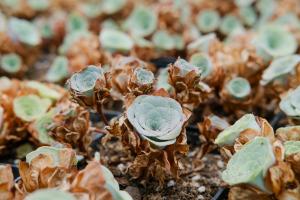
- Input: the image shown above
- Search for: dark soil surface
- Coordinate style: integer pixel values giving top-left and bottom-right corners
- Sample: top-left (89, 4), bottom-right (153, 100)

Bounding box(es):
top-left (99, 137), bottom-right (225, 200)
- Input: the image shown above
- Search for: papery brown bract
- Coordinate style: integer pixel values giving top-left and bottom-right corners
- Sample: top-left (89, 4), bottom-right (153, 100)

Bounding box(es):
top-left (48, 101), bottom-right (92, 156)
top-left (0, 165), bottom-right (14, 200)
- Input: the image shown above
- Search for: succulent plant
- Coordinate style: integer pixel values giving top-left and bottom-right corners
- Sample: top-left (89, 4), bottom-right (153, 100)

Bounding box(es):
top-left (254, 25), bottom-right (297, 60)
top-left (225, 77), bottom-right (251, 99)
top-left (173, 58), bottom-right (200, 76)
top-left (24, 189), bottom-right (76, 200)
top-left (189, 53), bottom-right (213, 78)
top-left (27, 0), bottom-right (49, 11)
top-left (99, 29), bottom-right (133, 53)
top-left (8, 18), bottom-right (41, 46)
top-left (234, 0), bottom-right (255, 7)
top-left (100, 0), bottom-right (126, 15)
top-left (284, 141), bottom-right (300, 156)
top-left (66, 13), bottom-right (88, 33)
top-left (219, 15), bottom-right (243, 35)
top-left (152, 30), bottom-right (183, 51)
top-left (45, 56), bottom-right (69, 83)
top-left (26, 81), bottom-right (63, 100)
top-left (260, 54), bottom-right (300, 86)
top-left (13, 95), bottom-right (52, 122)
top-left (0, 53), bottom-right (22, 74)
top-left (215, 114), bottom-right (261, 146)
top-left (222, 137), bottom-right (276, 192)
top-left (187, 33), bottom-right (217, 53)
top-left (59, 31), bottom-right (91, 55)
top-left (196, 10), bottom-right (220, 33)
top-left (279, 86), bottom-right (300, 118)
top-left (156, 68), bottom-right (173, 91)
top-left (239, 6), bottom-right (257, 26)
top-left (123, 6), bottom-right (157, 37)
top-left (127, 95), bottom-right (187, 147)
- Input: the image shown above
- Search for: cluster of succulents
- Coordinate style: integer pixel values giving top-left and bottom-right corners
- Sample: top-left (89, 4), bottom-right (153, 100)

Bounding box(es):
top-left (0, 0), bottom-right (300, 199)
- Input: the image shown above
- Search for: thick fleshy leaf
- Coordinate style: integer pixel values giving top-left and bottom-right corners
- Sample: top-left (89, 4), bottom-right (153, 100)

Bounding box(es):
top-left (100, 0), bottom-right (126, 14)
top-left (134, 67), bottom-right (154, 85)
top-left (279, 86), bottom-right (300, 118)
top-left (0, 53), bottom-right (22, 73)
top-left (174, 58), bottom-right (200, 76)
top-left (187, 33), bottom-right (216, 53)
top-left (45, 56), bottom-right (69, 83)
top-left (284, 141), bottom-right (300, 156)
top-left (24, 189), bottom-right (76, 200)
top-left (13, 95), bottom-right (52, 122)
top-left (26, 81), bottom-right (62, 100)
top-left (156, 68), bottom-right (172, 91)
top-left (222, 137), bottom-right (275, 192)
top-left (215, 114), bottom-right (261, 146)
top-left (220, 15), bottom-right (243, 35)
top-left (68, 65), bottom-right (104, 97)
top-left (8, 18), bottom-right (41, 46)
top-left (27, 0), bottom-right (49, 11)
top-left (239, 6), bottom-right (257, 26)
top-left (254, 25), bottom-right (297, 58)
top-left (99, 29), bottom-right (133, 52)
top-left (152, 30), bottom-right (176, 50)
top-left (196, 10), bottom-right (220, 33)
top-left (67, 13), bottom-right (88, 33)
top-left (26, 146), bottom-right (77, 168)
top-left (123, 6), bottom-right (157, 37)
top-left (127, 95), bottom-right (186, 148)
top-left (261, 55), bottom-right (300, 85)
top-left (226, 77), bottom-right (251, 99)
top-left (189, 53), bottom-right (213, 78)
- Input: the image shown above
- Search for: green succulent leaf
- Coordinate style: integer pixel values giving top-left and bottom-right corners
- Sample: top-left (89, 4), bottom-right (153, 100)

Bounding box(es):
top-left (152, 30), bottom-right (176, 51)
top-left (239, 6), bottom-right (257, 26)
top-left (67, 13), bottom-right (88, 33)
top-left (27, 0), bottom-right (49, 11)
top-left (156, 68), bottom-right (173, 91)
top-left (234, 0), bottom-right (255, 7)
top-left (174, 58), bottom-right (200, 76)
top-left (134, 67), bottom-right (154, 85)
top-left (215, 114), bottom-right (261, 146)
top-left (127, 95), bottom-right (186, 148)
top-left (254, 25), bottom-right (297, 59)
top-left (220, 15), bottom-right (243, 35)
top-left (45, 56), bottom-right (69, 83)
top-left (99, 29), bottom-right (133, 52)
top-left (13, 95), bottom-right (51, 122)
top-left (222, 137), bottom-right (275, 193)
top-left (26, 146), bottom-right (77, 167)
top-left (68, 65), bottom-right (104, 97)
top-left (196, 10), bottom-right (220, 33)
top-left (189, 53), bottom-right (213, 78)
top-left (226, 77), bottom-right (251, 99)
top-left (59, 31), bottom-right (90, 54)
top-left (100, 0), bottom-right (126, 14)
top-left (8, 18), bottom-right (41, 46)
top-left (32, 109), bottom-right (56, 144)
top-left (279, 86), bottom-right (300, 118)
top-left (284, 141), bottom-right (300, 156)
top-left (261, 55), bottom-right (300, 85)
top-left (24, 189), bottom-right (76, 200)
top-left (1, 53), bottom-right (22, 73)
top-left (26, 81), bottom-right (62, 100)
top-left (123, 6), bottom-right (157, 37)
top-left (187, 33), bottom-right (216, 53)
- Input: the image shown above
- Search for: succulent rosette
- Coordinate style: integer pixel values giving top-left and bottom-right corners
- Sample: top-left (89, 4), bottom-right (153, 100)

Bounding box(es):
top-left (127, 95), bottom-right (187, 148)
top-left (279, 86), bottom-right (300, 119)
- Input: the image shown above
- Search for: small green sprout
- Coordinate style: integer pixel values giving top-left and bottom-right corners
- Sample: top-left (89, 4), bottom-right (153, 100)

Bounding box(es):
top-left (8, 18), bottom-right (41, 46)
top-left (215, 114), bottom-right (261, 146)
top-left (239, 6), bottom-right (257, 26)
top-left (24, 189), bottom-right (76, 200)
top-left (196, 10), bottom-right (220, 33)
top-left (99, 29), bottom-right (133, 52)
top-left (123, 6), bottom-right (157, 37)
top-left (45, 56), bottom-right (69, 83)
top-left (67, 13), bottom-right (88, 33)
top-left (222, 137), bottom-right (275, 193)
top-left (0, 53), bottom-right (22, 74)
top-left (13, 95), bottom-right (52, 122)
top-left (226, 77), bottom-right (251, 99)
top-left (134, 67), bottom-right (155, 85)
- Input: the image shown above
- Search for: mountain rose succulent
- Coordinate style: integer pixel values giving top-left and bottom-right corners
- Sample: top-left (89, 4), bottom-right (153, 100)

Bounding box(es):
top-left (127, 95), bottom-right (187, 147)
